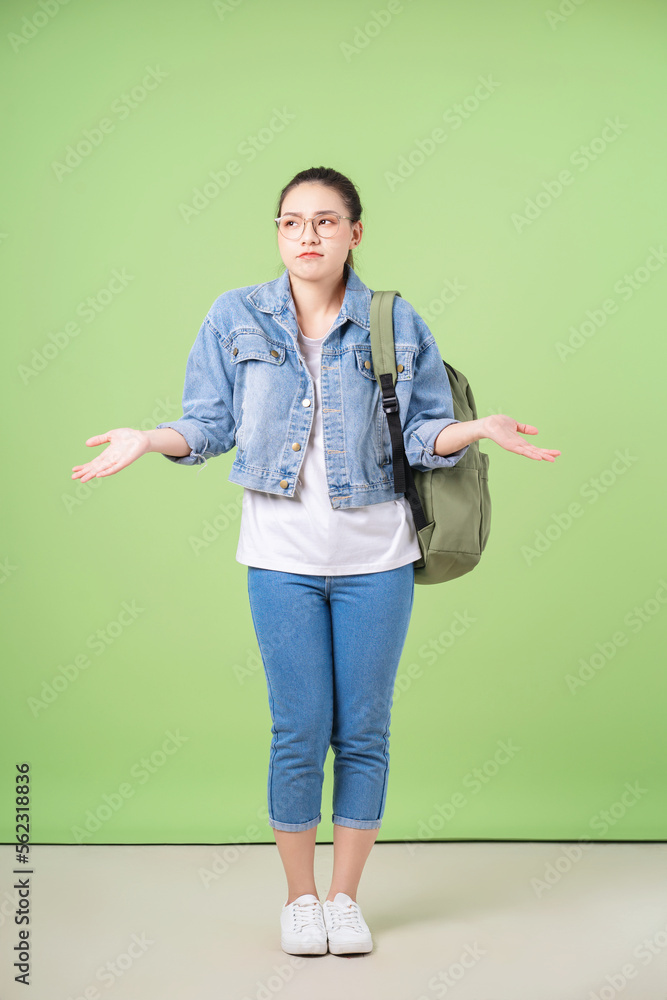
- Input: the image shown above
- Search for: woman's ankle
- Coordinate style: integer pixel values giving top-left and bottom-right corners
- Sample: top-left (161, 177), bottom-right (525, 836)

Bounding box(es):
top-left (286, 889), bottom-right (319, 904)
top-left (325, 889), bottom-right (356, 903)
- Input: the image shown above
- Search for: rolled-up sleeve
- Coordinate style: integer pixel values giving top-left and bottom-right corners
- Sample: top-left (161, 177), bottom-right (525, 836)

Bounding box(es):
top-left (156, 314), bottom-right (236, 466)
top-left (402, 314), bottom-right (470, 473)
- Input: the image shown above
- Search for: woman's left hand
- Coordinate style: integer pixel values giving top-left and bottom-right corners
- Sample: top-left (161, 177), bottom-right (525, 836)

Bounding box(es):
top-left (483, 415), bottom-right (561, 462)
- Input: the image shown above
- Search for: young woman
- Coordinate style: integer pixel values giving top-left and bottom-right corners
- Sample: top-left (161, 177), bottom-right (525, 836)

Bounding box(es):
top-left (72, 166), bottom-right (560, 958)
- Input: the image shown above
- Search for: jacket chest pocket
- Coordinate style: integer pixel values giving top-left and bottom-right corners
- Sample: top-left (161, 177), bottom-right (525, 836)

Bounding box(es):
top-left (353, 346), bottom-right (415, 383)
top-left (228, 331), bottom-right (286, 365)
top-left (226, 331), bottom-right (286, 450)
top-left (353, 345), bottom-right (415, 466)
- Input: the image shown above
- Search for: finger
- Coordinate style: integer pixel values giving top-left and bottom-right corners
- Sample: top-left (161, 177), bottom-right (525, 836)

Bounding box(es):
top-left (85, 433), bottom-right (111, 446)
top-left (88, 453), bottom-right (125, 477)
top-left (95, 460), bottom-right (127, 478)
top-left (514, 444), bottom-right (547, 460)
top-left (91, 457), bottom-right (119, 476)
top-left (80, 466), bottom-right (113, 482)
top-left (512, 443), bottom-right (559, 462)
top-left (515, 424), bottom-right (538, 435)
top-left (72, 461), bottom-right (101, 475)
top-left (508, 438), bottom-right (540, 454)
top-left (509, 444), bottom-right (538, 458)
top-left (71, 464), bottom-right (97, 479)
top-left (76, 456), bottom-right (116, 482)
top-left (71, 462), bottom-right (102, 473)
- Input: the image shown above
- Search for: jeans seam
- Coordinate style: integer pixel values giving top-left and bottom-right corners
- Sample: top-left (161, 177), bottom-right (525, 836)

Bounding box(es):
top-left (248, 570), bottom-right (278, 825)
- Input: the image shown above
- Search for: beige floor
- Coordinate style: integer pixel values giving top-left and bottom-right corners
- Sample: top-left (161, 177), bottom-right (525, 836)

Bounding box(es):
top-left (1, 841), bottom-right (666, 999)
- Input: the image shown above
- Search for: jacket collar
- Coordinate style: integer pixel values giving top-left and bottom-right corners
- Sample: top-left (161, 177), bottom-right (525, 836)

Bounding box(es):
top-left (246, 263), bottom-right (371, 331)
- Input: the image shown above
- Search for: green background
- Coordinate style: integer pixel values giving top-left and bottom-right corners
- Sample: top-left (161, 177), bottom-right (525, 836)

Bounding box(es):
top-left (2, 0), bottom-right (665, 844)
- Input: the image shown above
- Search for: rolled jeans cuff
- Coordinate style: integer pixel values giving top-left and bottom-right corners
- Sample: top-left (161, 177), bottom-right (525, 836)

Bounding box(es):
top-left (332, 814), bottom-right (382, 830)
top-left (269, 812), bottom-right (321, 832)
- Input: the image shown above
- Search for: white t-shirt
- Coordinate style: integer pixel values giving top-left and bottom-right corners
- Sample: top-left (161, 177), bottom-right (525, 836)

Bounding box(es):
top-left (235, 319), bottom-right (422, 576)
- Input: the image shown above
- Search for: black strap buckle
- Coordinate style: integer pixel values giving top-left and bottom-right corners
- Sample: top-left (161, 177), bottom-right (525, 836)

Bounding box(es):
top-left (381, 391), bottom-right (399, 415)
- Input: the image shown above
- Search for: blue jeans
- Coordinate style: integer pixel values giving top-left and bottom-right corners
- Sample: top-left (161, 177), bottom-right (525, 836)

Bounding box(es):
top-left (247, 564), bottom-right (415, 832)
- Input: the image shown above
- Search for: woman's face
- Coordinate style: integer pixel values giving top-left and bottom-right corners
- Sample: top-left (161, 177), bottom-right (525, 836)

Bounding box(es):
top-left (277, 182), bottom-right (362, 283)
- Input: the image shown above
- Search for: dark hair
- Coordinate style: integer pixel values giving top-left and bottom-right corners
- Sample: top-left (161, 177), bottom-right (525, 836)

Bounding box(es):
top-left (275, 166), bottom-right (363, 273)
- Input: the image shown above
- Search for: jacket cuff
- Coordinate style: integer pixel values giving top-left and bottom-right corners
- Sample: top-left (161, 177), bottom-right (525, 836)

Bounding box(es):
top-left (155, 420), bottom-right (209, 465)
top-left (411, 418), bottom-right (470, 469)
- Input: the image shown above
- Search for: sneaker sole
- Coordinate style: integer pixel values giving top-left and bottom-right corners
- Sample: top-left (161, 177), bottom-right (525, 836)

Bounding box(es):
top-left (281, 936), bottom-right (328, 955)
top-left (327, 936), bottom-right (373, 955)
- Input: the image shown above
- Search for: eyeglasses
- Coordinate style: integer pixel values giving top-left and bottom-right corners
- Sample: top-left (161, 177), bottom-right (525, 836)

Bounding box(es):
top-left (274, 212), bottom-right (354, 240)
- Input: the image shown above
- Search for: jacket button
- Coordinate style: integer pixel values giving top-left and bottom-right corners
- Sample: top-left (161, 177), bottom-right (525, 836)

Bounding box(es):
top-left (292, 442), bottom-right (300, 451)
top-left (279, 479), bottom-right (288, 489)
top-left (232, 347), bottom-right (238, 355)
top-left (397, 364), bottom-right (404, 372)
top-left (270, 349), bottom-right (279, 357)
top-left (364, 360), bottom-right (371, 369)
top-left (302, 398), bottom-right (311, 406)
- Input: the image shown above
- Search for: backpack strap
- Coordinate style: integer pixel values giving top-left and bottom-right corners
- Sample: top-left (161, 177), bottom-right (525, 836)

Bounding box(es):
top-left (370, 290), bottom-right (429, 532)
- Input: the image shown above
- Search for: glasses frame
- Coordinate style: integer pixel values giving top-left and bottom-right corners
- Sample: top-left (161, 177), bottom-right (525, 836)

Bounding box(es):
top-left (274, 211), bottom-right (355, 240)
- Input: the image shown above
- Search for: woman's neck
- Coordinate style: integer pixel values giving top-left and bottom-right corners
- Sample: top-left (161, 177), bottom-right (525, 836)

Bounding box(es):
top-left (288, 268), bottom-right (346, 335)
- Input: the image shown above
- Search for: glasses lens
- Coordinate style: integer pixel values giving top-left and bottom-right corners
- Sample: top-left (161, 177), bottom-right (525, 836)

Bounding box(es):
top-left (277, 213), bottom-right (341, 239)
top-left (313, 213), bottom-right (340, 237)
top-left (278, 215), bottom-right (303, 239)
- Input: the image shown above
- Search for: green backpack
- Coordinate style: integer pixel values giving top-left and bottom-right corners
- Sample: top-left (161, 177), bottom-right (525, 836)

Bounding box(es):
top-left (370, 289), bottom-right (491, 585)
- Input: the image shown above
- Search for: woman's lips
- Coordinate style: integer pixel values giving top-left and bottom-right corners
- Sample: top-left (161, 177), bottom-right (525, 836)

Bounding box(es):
top-left (298, 253), bottom-right (322, 258)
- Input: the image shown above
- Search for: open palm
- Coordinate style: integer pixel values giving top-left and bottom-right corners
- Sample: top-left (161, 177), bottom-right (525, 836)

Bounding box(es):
top-left (71, 428), bottom-right (150, 483)
top-left (485, 415), bottom-right (561, 462)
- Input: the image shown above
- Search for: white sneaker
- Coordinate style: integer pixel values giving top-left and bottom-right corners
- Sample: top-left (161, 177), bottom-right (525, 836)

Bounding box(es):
top-left (322, 892), bottom-right (373, 954)
top-left (280, 893), bottom-right (327, 955)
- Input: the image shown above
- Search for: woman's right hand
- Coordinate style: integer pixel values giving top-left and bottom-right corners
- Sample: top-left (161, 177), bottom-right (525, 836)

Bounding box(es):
top-left (71, 428), bottom-right (151, 483)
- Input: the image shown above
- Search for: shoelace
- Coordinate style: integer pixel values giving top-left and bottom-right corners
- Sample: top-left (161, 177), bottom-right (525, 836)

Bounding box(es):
top-left (291, 900), bottom-right (324, 932)
top-left (325, 900), bottom-right (364, 931)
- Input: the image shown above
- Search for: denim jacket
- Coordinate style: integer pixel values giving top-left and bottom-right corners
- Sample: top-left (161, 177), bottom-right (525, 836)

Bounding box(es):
top-left (156, 264), bottom-right (469, 510)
